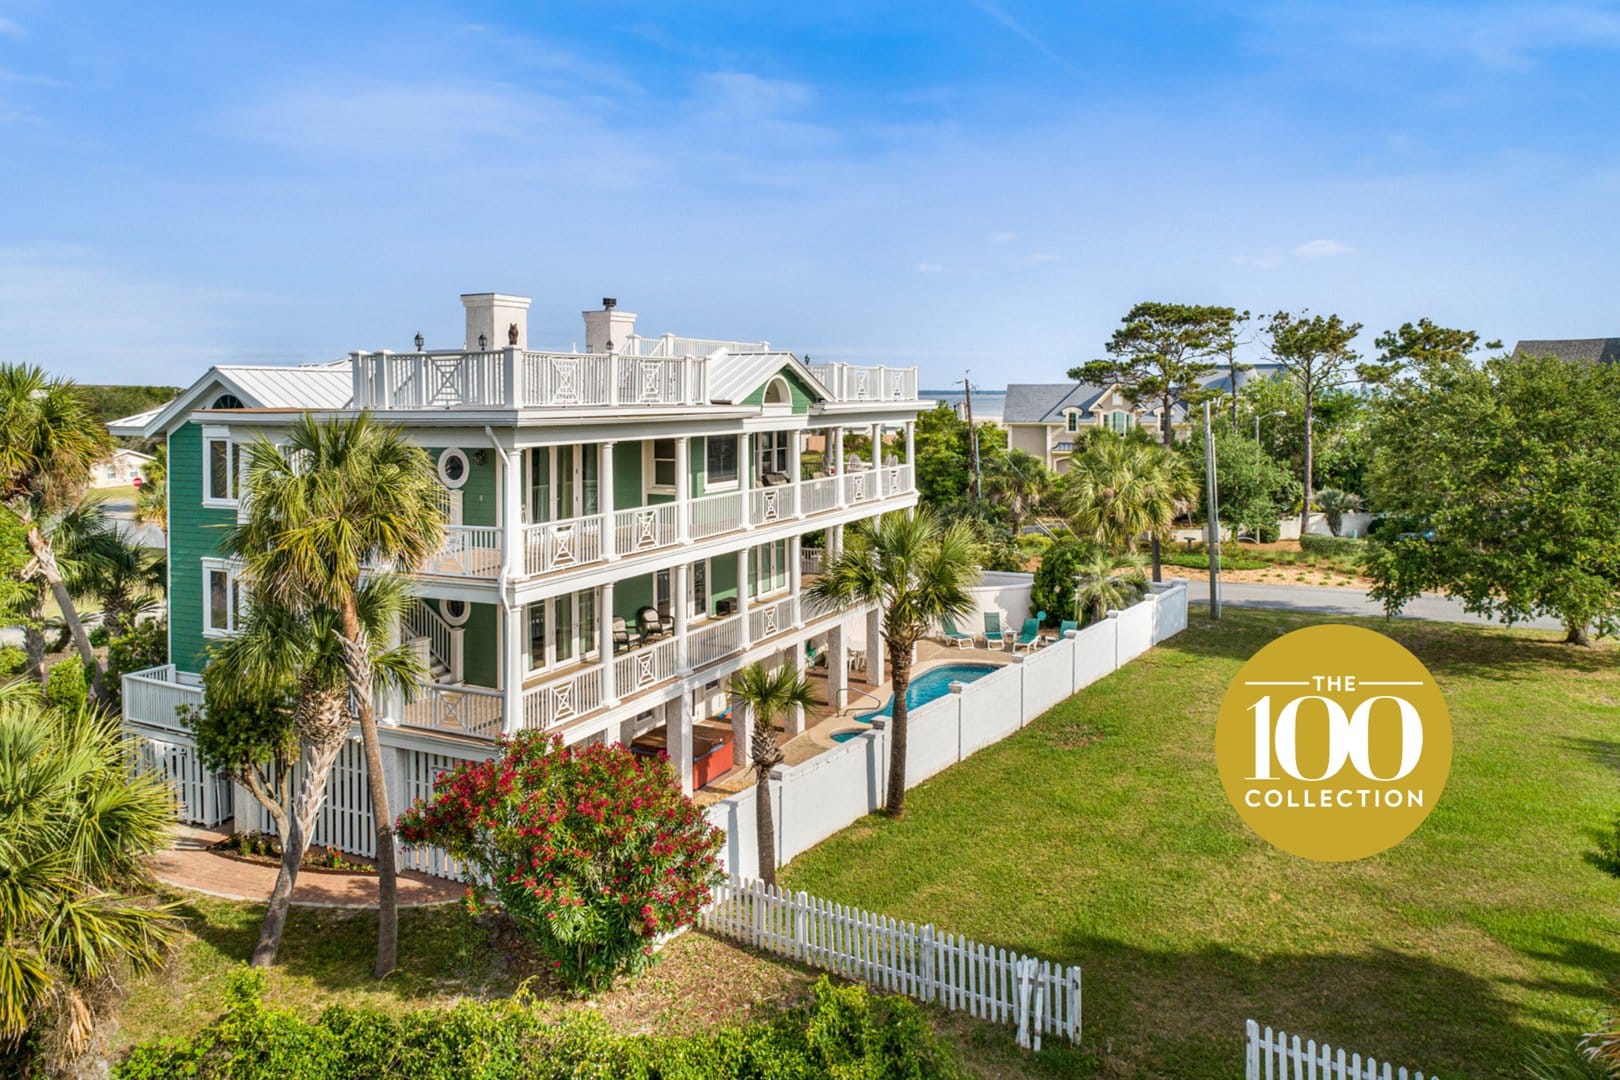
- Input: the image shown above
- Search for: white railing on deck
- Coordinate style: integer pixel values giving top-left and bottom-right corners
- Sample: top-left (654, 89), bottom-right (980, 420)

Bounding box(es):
top-left (799, 475), bottom-right (839, 515)
top-left (616, 357), bottom-right (687, 405)
top-left (520, 353), bottom-right (611, 406)
top-left (843, 470), bottom-right (877, 505)
top-left (689, 490), bottom-right (745, 540)
top-left (352, 350), bottom-right (508, 409)
top-left (807, 362), bottom-right (919, 402)
top-left (403, 600), bottom-right (455, 674)
top-left (749, 483), bottom-right (797, 525)
top-left (883, 462), bottom-right (914, 498)
top-left (521, 666), bottom-right (605, 730)
top-left (623, 334), bottom-right (767, 358)
top-left (689, 615), bottom-right (743, 668)
top-left (122, 664), bottom-right (203, 731)
top-left (615, 502), bottom-right (679, 553)
top-left (524, 515), bottom-right (606, 576)
top-left (614, 637), bottom-right (677, 697)
top-left (701, 879), bottom-right (1080, 1051)
top-left (1245, 1020), bottom-right (1435, 1080)
top-left (425, 525), bottom-right (501, 578)
top-left (748, 595), bottom-right (797, 641)
top-left (397, 682), bottom-right (503, 739)
top-left (799, 547), bottom-right (825, 577)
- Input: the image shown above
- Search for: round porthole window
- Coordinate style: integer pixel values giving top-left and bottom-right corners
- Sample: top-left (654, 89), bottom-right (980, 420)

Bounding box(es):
top-left (441, 599), bottom-right (470, 626)
top-left (437, 448), bottom-right (470, 489)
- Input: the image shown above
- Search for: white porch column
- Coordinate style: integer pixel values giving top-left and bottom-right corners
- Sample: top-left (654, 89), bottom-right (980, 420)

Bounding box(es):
top-left (833, 426), bottom-right (846, 507)
top-left (501, 599), bottom-right (525, 734)
top-left (738, 547), bottom-right (753, 647)
top-left (673, 561), bottom-right (690, 672)
top-left (828, 523), bottom-right (844, 560)
top-left (732, 698), bottom-right (754, 767)
top-left (871, 422), bottom-right (883, 470)
top-left (785, 639), bottom-right (807, 736)
top-left (904, 421), bottom-right (915, 475)
top-left (826, 620), bottom-right (847, 710)
top-left (600, 441), bottom-right (617, 560)
top-left (791, 429), bottom-right (805, 518)
top-left (675, 436), bottom-right (691, 541)
top-left (617, 713), bottom-right (639, 747)
top-left (501, 442), bottom-right (523, 578)
top-left (789, 533), bottom-right (802, 600)
top-left (865, 603), bottom-right (885, 685)
top-left (667, 695), bottom-right (694, 796)
top-left (599, 582), bottom-right (618, 706)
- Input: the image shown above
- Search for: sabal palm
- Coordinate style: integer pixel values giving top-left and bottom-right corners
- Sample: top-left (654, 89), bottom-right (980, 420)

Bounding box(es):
top-left (0, 365), bottom-right (114, 692)
top-left (982, 449), bottom-right (1053, 537)
top-left (17, 500), bottom-right (121, 679)
top-left (806, 509), bottom-right (979, 816)
top-left (728, 662), bottom-right (818, 886)
top-left (229, 412), bottom-right (444, 978)
top-left (1073, 548), bottom-right (1149, 624)
top-left (205, 576), bottom-right (423, 967)
top-left (1062, 437), bottom-right (1195, 579)
top-left (0, 700), bottom-right (177, 1073)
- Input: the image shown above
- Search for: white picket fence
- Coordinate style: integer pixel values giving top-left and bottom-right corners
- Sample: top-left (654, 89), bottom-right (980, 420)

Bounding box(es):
top-left (1246, 1020), bottom-right (1435, 1080)
top-left (700, 878), bottom-right (1080, 1051)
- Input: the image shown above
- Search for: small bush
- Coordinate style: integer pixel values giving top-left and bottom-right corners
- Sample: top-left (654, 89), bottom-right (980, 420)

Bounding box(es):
top-left (105, 620), bottom-right (168, 713)
top-left (399, 733), bottom-right (724, 993)
top-left (42, 658), bottom-right (89, 712)
top-left (1163, 551), bottom-right (1269, 571)
top-left (115, 969), bottom-right (969, 1079)
top-left (1299, 533), bottom-right (1366, 559)
top-left (0, 644), bottom-right (25, 678)
top-left (88, 624), bottom-right (111, 648)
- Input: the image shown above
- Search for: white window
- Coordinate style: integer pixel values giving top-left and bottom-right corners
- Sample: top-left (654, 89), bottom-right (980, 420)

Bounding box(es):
top-left (524, 589), bottom-right (599, 674)
top-left (202, 560), bottom-right (244, 637)
top-left (705, 436), bottom-right (738, 489)
top-left (648, 439), bottom-right (677, 492)
top-left (1110, 410), bottom-right (1131, 434)
top-left (437, 448), bottom-right (470, 490)
top-left (690, 558), bottom-right (710, 619)
top-left (752, 540), bottom-right (787, 598)
top-left (1066, 410), bottom-right (1080, 433)
top-left (203, 429), bottom-right (241, 507)
top-left (762, 376), bottom-right (792, 407)
top-left (756, 430), bottom-right (790, 480)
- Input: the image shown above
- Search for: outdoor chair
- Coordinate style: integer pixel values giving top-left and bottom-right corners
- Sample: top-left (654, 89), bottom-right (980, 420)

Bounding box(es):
top-left (1011, 617), bottom-right (1042, 653)
top-left (612, 617), bottom-right (632, 653)
top-left (940, 615), bottom-right (976, 649)
top-left (980, 611), bottom-right (1004, 647)
top-left (637, 606), bottom-right (670, 643)
top-left (1057, 619), bottom-right (1079, 638)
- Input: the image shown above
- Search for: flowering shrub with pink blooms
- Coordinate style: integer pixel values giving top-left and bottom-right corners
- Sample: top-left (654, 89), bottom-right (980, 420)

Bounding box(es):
top-left (397, 731), bottom-right (725, 992)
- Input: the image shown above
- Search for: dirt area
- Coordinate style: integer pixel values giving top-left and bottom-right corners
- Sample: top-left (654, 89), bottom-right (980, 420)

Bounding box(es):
top-left (1169, 563), bottom-right (1374, 588)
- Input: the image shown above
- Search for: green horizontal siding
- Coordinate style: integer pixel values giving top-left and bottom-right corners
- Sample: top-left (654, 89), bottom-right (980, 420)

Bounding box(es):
top-left (168, 422), bottom-right (238, 672)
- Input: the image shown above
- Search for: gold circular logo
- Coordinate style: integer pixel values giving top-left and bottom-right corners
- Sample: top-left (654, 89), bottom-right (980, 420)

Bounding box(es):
top-left (1215, 624), bottom-right (1451, 861)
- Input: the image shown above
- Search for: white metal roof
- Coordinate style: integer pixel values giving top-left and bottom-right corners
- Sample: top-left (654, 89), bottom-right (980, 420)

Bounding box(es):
top-left (704, 351), bottom-right (831, 405)
top-left (107, 360), bottom-right (354, 438)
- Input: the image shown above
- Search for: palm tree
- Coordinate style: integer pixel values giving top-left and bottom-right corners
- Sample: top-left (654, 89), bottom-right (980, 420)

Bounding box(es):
top-left (229, 412), bottom-right (444, 977)
top-left (17, 500), bottom-right (120, 681)
top-left (134, 443), bottom-right (167, 538)
top-left (1073, 548), bottom-right (1149, 624)
top-left (1061, 436), bottom-right (1195, 581)
top-left (203, 577), bottom-right (423, 967)
top-left (77, 520), bottom-right (163, 638)
top-left (727, 662), bottom-right (817, 886)
top-left (980, 448), bottom-right (1053, 538)
top-left (1315, 488), bottom-right (1364, 537)
top-left (807, 510), bottom-right (979, 816)
top-left (0, 699), bottom-right (178, 1074)
top-left (0, 365), bottom-right (114, 692)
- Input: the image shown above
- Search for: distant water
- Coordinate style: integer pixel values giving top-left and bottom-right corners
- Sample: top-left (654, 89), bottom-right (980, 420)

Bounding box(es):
top-left (924, 389), bottom-right (1005, 424)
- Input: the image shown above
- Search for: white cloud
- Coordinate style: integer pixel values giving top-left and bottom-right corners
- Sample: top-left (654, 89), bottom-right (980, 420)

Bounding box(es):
top-left (1292, 239), bottom-right (1353, 260)
top-left (914, 261), bottom-right (945, 273)
top-left (1019, 251), bottom-right (1061, 265)
top-left (989, 230), bottom-right (1017, 243)
top-left (1234, 253), bottom-right (1285, 269)
top-left (692, 71), bottom-right (814, 121)
top-left (0, 17), bottom-right (24, 40)
top-left (965, 0), bottom-right (1082, 76)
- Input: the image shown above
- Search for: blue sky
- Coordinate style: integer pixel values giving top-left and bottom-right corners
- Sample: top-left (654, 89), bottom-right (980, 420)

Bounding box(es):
top-left (1, 1), bottom-right (1617, 388)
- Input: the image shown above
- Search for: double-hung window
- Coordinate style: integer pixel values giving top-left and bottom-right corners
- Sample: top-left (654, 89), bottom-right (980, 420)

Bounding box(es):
top-left (203, 428), bottom-right (241, 507)
top-left (705, 436), bottom-right (738, 489)
top-left (524, 589), bottom-right (600, 674)
top-left (649, 439), bottom-right (677, 493)
top-left (202, 559), bottom-right (244, 637)
top-left (757, 431), bottom-right (790, 479)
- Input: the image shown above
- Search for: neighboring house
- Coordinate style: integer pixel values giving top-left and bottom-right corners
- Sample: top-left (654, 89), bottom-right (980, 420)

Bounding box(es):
top-left (90, 446), bottom-right (154, 488)
top-left (1513, 338), bottom-right (1620, 364)
top-left (1005, 365), bottom-right (1280, 473)
top-left (113, 292), bottom-right (922, 844)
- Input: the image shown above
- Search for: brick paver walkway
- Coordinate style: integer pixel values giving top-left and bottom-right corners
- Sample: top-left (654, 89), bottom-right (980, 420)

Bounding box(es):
top-left (152, 824), bottom-right (465, 908)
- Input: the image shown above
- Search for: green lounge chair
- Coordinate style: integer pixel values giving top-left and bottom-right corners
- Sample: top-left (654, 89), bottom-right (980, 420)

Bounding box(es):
top-left (1057, 619), bottom-right (1079, 638)
top-left (1011, 617), bottom-right (1041, 653)
top-left (941, 615), bottom-right (975, 649)
top-left (980, 611), bottom-right (1004, 647)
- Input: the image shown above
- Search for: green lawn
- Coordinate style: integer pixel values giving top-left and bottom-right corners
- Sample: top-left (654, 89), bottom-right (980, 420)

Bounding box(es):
top-left (783, 607), bottom-right (1620, 1078)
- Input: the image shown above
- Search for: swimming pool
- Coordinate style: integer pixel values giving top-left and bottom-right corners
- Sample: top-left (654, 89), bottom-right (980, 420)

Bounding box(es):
top-left (854, 662), bottom-right (999, 723)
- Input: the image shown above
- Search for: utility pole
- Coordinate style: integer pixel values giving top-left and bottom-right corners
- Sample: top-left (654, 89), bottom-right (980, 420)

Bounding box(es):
top-left (963, 373), bottom-right (981, 501)
top-left (1203, 400), bottom-right (1222, 619)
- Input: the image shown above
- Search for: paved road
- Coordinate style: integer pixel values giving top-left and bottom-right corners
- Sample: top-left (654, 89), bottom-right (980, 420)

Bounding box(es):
top-left (1189, 581), bottom-right (1566, 632)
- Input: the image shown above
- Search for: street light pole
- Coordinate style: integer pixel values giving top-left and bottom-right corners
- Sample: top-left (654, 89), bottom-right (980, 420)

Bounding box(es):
top-left (1204, 400), bottom-right (1222, 620)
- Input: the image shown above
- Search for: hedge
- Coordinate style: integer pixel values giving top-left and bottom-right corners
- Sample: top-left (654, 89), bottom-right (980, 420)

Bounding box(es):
top-left (115, 969), bottom-right (968, 1080)
top-left (1163, 552), bottom-right (1269, 571)
top-left (1298, 534), bottom-right (1367, 559)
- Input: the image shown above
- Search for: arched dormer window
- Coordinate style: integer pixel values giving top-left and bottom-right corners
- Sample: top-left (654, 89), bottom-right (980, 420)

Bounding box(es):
top-left (211, 394), bottom-right (245, 410)
top-left (1065, 410), bottom-right (1080, 433)
top-left (762, 376), bottom-right (792, 406)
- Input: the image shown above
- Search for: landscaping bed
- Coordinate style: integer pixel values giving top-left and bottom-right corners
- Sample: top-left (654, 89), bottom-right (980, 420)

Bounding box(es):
top-left (783, 608), bottom-right (1620, 1078)
top-left (209, 831), bottom-right (376, 874)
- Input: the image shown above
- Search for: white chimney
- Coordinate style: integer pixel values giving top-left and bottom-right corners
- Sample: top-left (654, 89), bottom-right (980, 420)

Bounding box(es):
top-left (582, 297), bottom-right (637, 354)
top-left (461, 293), bottom-right (531, 351)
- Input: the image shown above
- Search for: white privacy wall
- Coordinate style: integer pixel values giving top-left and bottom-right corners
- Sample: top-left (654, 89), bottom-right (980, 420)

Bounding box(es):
top-left (707, 581), bottom-right (1190, 878)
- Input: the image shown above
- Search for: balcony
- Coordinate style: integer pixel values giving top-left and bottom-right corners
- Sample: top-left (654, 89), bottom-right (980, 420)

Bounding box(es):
top-left (351, 348), bottom-right (919, 411)
top-left (420, 463), bottom-right (916, 583)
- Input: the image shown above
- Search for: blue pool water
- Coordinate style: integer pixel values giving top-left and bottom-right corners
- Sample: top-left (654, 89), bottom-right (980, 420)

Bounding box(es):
top-left (855, 663), bottom-right (999, 723)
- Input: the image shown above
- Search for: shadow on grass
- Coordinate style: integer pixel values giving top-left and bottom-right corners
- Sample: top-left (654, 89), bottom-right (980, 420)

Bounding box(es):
top-left (1054, 931), bottom-right (1589, 1080)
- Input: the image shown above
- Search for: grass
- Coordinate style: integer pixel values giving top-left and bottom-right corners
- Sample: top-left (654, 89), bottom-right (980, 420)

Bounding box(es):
top-left (782, 607), bottom-right (1620, 1078)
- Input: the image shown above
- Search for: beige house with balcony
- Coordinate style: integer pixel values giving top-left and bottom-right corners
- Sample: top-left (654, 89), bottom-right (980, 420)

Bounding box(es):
top-left (113, 292), bottom-right (922, 852)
